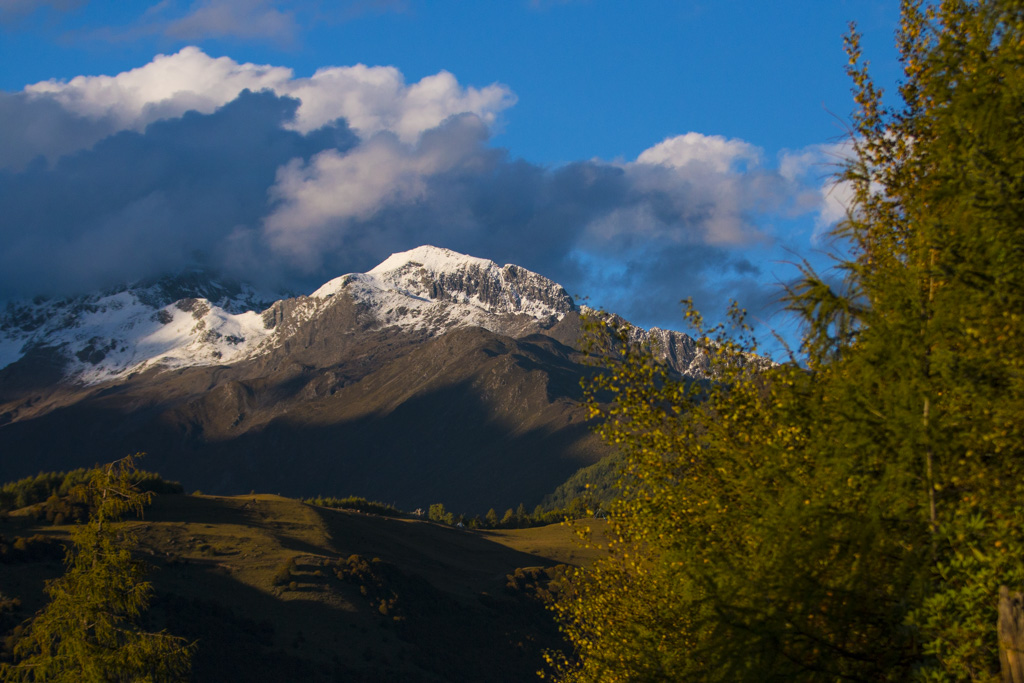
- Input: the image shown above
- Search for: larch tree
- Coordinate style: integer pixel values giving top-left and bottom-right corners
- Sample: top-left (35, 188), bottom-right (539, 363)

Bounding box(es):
top-left (547, 1), bottom-right (1024, 680)
top-left (2, 455), bottom-right (193, 682)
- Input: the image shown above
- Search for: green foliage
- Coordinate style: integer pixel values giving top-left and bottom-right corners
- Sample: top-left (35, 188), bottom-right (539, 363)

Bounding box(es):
top-left (1, 455), bottom-right (193, 682)
top-left (909, 514), bottom-right (1024, 682)
top-left (333, 554), bottom-right (402, 620)
top-left (548, 2), bottom-right (1024, 680)
top-left (541, 454), bottom-right (621, 513)
top-left (0, 469), bottom-right (183, 515)
top-left (305, 492), bottom-right (590, 529)
top-left (0, 593), bottom-right (22, 646)
top-left (515, 503), bottom-right (528, 527)
top-left (505, 566), bottom-right (570, 604)
top-left (428, 503), bottom-right (455, 526)
top-left (272, 556), bottom-right (297, 587)
top-left (304, 496), bottom-right (402, 517)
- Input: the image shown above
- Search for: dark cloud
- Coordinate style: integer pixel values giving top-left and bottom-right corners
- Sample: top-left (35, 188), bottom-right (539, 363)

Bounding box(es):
top-left (0, 92), bottom-right (121, 171)
top-left (0, 89), bottom-right (356, 299)
top-left (595, 244), bottom-right (782, 330)
top-left (253, 113), bottom-right (798, 328)
top-left (0, 84), bottom-right (808, 332)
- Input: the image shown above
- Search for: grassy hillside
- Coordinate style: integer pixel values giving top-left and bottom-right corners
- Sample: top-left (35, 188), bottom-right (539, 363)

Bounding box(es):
top-left (1, 491), bottom-right (607, 682)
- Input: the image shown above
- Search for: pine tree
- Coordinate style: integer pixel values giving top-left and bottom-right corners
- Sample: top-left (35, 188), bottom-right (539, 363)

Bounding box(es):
top-left (2, 455), bottom-right (193, 682)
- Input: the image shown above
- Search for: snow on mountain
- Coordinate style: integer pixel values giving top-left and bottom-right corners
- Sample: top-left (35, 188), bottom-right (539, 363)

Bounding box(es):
top-left (0, 277), bottom-right (280, 384)
top-left (0, 246), bottom-right (717, 385)
top-left (0, 247), bottom-right (578, 384)
top-left (312, 245), bottom-right (575, 335)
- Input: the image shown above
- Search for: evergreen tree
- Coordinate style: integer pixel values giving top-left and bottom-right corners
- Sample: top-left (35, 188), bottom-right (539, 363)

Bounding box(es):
top-left (547, 1), bottom-right (1024, 680)
top-left (2, 455), bottom-right (193, 682)
top-left (428, 503), bottom-right (454, 525)
top-left (532, 504), bottom-right (546, 523)
top-left (515, 503), bottom-right (529, 528)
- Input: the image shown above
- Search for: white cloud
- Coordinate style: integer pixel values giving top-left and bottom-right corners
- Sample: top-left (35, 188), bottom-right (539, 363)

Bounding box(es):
top-left (816, 176), bottom-right (855, 229)
top-left (17, 46), bottom-right (515, 159)
top-left (285, 65), bottom-right (515, 140)
top-left (259, 124), bottom-right (793, 273)
top-left (778, 140), bottom-right (851, 182)
top-left (263, 138), bottom-right (434, 261)
top-left (24, 46), bottom-right (290, 130)
top-left (1, 48), bottom-right (843, 333)
top-left (636, 132), bottom-right (761, 173)
top-left (605, 133), bottom-right (781, 247)
top-left (262, 115), bottom-right (489, 268)
top-left (778, 140), bottom-right (857, 239)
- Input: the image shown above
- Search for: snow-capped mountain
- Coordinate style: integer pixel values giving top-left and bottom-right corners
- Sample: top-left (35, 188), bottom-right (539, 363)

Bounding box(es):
top-left (0, 265), bottom-right (282, 376)
top-left (0, 246), bottom-right (704, 386)
top-left (0, 246), bottom-right (731, 511)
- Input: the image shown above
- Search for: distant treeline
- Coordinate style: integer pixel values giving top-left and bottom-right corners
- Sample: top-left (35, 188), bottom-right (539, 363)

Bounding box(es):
top-left (303, 496), bottom-right (403, 518)
top-left (2, 468), bottom-right (609, 532)
top-left (425, 496), bottom-right (603, 530)
top-left (304, 494), bottom-right (606, 530)
top-left (0, 469), bottom-right (183, 518)
top-left (540, 454), bottom-right (621, 512)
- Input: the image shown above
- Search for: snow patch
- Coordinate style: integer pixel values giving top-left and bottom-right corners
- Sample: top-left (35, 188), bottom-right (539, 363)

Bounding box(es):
top-left (1, 246), bottom-right (582, 385)
top-left (368, 245), bottom-right (495, 277)
top-left (0, 285), bottom-right (276, 385)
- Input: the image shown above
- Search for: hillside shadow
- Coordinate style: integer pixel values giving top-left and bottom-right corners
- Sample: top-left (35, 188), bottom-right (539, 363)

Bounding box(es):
top-left (144, 494), bottom-right (337, 560)
top-left (210, 379), bottom-right (600, 512)
top-left (0, 329), bottom-right (610, 513)
top-left (144, 493), bottom-right (569, 592)
top-left (309, 506), bottom-right (566, 595)
top-left (0, 378), bottom-right (603, 514)
top-left (144, 520), bottom-right (565, 682)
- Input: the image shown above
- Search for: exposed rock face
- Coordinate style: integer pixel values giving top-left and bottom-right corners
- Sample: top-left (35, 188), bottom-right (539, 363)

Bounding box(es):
top-left (0, 246), bottom-right (723, 511)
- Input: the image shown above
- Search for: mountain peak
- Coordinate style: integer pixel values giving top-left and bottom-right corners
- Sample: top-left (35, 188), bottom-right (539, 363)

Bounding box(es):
top-left (309, 246), bottom-right (576, 336)
top-left (366, 245), bottom-right (575, 318)
top-left (0, 246), bottom-right (581, 384)
top-left (2, 246), bottom-right (735, 388)
top-left (367, 245), bottom-right (496, 277)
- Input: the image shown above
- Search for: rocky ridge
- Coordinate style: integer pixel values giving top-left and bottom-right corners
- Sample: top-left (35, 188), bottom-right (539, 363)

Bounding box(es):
top-left (0, 246), bottom-right (708, 385)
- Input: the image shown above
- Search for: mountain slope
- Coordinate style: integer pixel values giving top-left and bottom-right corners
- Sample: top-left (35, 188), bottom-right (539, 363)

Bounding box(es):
top-left (0, 246), bottom-right (711, 512)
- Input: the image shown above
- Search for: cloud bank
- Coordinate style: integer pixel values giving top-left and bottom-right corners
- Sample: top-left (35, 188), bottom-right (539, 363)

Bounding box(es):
top-left (0, 47), bottom-right (842, 330)
top-left (9, 47), bottom-right (514, 170)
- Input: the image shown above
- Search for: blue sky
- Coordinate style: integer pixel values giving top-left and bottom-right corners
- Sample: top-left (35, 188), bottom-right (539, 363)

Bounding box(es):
top-left (0, 0), bottom-right (903, 354)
